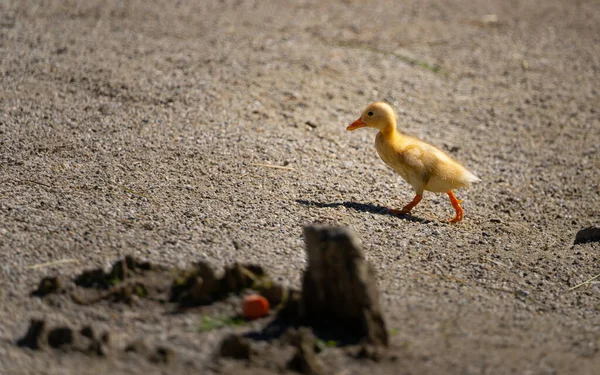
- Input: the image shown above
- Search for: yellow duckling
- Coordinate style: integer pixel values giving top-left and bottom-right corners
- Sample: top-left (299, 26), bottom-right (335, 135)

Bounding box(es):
top-left (347, 102), bottom-right (480, 223)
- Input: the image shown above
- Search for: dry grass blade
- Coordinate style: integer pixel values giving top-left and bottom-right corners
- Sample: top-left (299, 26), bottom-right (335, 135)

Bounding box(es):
top-left (568, 273), bottom-right (600, 291)
top-left (28, 258), bottom-right (79, 269)
top-left (0, 178), bottom-right (54, 189)
top-left (249, 163), bottom-right (295, 171)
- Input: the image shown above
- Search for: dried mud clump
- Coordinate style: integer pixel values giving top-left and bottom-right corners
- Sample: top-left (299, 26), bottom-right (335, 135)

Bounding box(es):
top-left (219, 334), bottom-right (253, 360)
top-left (74, 255), bottom-right (165, 290)
top-left (31, 255), bottom-right (281, 309)
top-left (125, 338), bottom-right (176, 364)
top-left (31, 276), bottom-right (69, 297)
top-left (17, 319), bottom-right (110, 356)
top-left (170, 262), bottom-right (268, 307)
top-left (17, 318), bottom-right (174, 362)
top-left (285, 328), bottom-right (325, 375)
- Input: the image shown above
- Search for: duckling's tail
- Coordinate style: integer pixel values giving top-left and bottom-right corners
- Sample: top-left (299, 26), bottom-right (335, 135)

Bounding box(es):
top-left (462, 170), bottom-right (481, 187)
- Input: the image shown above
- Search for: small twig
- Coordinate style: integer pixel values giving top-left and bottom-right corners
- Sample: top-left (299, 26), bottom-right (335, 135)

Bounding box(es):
top-left (568, 273), bottom-right (600, 291)
top-left (122, 186), bottom-right (151, 199)
top-left (482, 257), bottom-right (507, 268)
top-left (28, 258), bottom-right (78, 269)
top-left (249, 163), bottom-right (295, 171)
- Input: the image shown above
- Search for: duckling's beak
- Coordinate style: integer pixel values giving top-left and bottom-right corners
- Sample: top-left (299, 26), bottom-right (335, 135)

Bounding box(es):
top-left (347, 118), bottom-right (366, 131)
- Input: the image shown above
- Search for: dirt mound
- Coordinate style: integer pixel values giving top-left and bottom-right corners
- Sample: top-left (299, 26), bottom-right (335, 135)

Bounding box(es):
top-left (18, 226), bottom-right (392, 372)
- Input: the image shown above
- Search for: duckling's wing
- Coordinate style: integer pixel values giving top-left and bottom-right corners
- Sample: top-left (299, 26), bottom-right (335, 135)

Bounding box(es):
top-left (415, 144), bottom-right (480, 192)
top-left (397, 142), bottom-right (479, 193)
top-left (392, 144), bottom-right (431, 194)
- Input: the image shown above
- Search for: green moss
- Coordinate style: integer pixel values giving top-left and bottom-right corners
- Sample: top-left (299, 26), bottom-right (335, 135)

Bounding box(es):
top-left (198, 315), bottom-right (245, 331)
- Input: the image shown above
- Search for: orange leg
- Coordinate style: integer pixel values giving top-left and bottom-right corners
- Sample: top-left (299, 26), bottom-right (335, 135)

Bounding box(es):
top-left (447, 190), bottom-right (464, 223)
top-left (390, 194), bottom-right (422, 215)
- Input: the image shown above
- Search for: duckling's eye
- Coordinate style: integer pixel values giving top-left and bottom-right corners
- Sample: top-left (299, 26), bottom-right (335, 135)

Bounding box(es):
top-left (368, 111), bottom-right (373, 116)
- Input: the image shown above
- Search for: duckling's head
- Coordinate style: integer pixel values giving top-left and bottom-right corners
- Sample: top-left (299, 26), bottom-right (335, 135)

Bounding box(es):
top-left (347, 102), bottom-right (397, 132)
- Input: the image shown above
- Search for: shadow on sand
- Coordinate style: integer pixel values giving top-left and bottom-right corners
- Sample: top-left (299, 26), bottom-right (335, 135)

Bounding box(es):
top-left (296, 199), bottom-right (431, 223)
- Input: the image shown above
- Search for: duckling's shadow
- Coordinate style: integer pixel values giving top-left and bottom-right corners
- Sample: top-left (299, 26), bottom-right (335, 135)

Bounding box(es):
top-left (296, 199), bottom-right (430, 223)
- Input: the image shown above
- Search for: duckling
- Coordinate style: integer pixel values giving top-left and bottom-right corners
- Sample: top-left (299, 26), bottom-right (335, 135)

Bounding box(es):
top-left (347, 102), bottom-right (480, 223)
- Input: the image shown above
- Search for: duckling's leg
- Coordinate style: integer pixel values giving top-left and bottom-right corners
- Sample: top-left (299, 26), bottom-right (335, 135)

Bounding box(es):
top-left (447, 190), bottom-right (464, 223)
top-left (389, 194), bottom-right (422, 215)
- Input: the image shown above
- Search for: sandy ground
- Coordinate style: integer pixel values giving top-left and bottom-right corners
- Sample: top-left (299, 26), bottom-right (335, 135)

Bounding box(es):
top-left (1, 0), bottom-right (599, 374)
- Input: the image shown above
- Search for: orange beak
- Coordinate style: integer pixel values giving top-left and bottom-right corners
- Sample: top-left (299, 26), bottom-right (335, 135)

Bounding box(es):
top-left (347, 117), bottom-right (366, 131)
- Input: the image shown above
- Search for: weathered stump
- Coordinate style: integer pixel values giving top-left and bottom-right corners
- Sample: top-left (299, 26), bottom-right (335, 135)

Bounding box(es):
top-left (300, 226), bottom-right (388, 346)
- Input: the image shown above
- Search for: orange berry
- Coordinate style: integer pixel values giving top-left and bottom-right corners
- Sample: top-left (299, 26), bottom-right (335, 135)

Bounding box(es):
top-left (242, 294), bottom-right (270, 319)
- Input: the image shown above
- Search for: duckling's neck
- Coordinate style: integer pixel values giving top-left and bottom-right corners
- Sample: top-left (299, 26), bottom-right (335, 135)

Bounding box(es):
top-left (378, 123), bottom-right (412, 149)
top-left (379, 122), bottom-right (399, 140)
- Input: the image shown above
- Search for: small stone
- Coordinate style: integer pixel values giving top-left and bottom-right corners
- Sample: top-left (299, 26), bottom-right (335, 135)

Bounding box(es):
top-left (481, 14), bottom-right (499, 25)
top-left (219, 334), bottom-right (252, 360)
top-left (305, 120), bottom-right (318, 129)
top-left (515, 289), bottom-right (530, 301)
top-left (574, 226), bottom-right (600, 244)
top-left (142, 222), bottom-right (155, 230)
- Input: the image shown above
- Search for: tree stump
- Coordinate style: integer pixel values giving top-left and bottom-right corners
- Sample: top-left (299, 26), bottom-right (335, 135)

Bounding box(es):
top-left (300, 226), bottom-right (388, 346)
